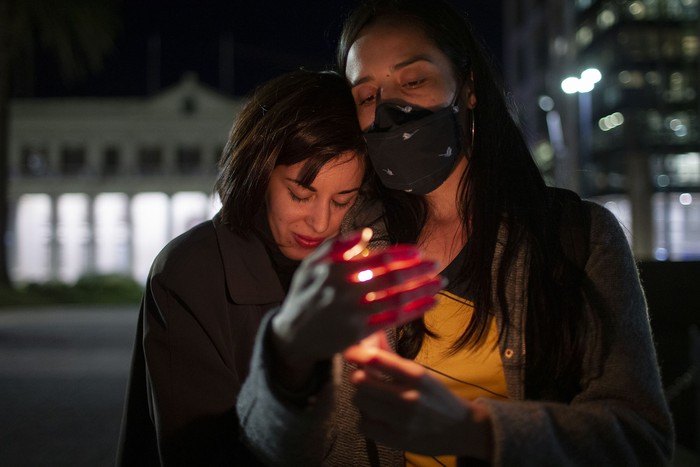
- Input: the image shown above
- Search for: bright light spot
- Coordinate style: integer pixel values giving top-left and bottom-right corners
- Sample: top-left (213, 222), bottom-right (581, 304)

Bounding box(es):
top-left (357, 269), bottom-right (374, 282)
top-left (679, 193), bottom-right (693, 205)
top-left (597, 9), bottom-right (617, 29)
top-left (581, 68), bottom-right (602, 85)
top-left (561, 77), bottom-right (580, 94)
top-left (669, 118), bottom-right (683, 131)
top-left (57, 193), bottom-right (89, 283)
top-left (578, 80), bottom-right (595, 93)
top-left (675, 125), bottom-right (688, 137)
top-left (629, 1), bottom-right (645, 17)
top-left (15, 194), bottom-right (52, 282)
top-left (95, 193), bottom-right (130, 274)
top-left (655, 248), bottom-right (669, 261)
top-left (133, 192), bottom-right (169, 283)
top-left (538, 95), bottom-right (554, 112)
top-left (599, 112), bottom-right (625, 131)
top-left (563, 69), bottom-right (602, 94)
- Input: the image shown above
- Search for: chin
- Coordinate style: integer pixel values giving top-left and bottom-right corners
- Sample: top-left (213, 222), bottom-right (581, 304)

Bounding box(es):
top-left (280, 246), bottom-right (307, 261)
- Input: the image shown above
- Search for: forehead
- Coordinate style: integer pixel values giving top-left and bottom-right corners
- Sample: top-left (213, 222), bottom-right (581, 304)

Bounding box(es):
top-left (278, 151), bottom-right (364, 183)
top-left (346, 20), bottom-right (442, 77)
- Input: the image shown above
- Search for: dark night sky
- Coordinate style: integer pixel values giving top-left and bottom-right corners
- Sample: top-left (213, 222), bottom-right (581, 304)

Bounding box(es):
top-left (30, 0), bottom-right (503, 98)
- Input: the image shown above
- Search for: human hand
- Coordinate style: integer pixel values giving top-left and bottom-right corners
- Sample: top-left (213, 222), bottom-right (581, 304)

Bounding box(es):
top-left (344, 332), bottom-right (493, 459)
top-left (271, 229), bottom-right (444, 369)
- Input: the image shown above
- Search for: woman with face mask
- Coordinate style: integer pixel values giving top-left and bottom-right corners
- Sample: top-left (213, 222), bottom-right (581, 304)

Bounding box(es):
top-left (236, 1), bottom-right (674, 466)
top-left (116, 69), bottom-right (442, 466)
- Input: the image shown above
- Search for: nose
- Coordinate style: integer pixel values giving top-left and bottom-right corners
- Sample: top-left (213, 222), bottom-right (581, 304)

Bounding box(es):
top-left (306, 199), bottom-right (331, 234)
top-left (375, 87), bottom-right (409, 106)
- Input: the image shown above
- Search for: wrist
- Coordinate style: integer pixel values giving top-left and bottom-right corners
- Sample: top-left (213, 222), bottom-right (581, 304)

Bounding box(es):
top-left (269, 313), bottom-right (318, 392)
top-left (465, 400), bottom-right (494, 461)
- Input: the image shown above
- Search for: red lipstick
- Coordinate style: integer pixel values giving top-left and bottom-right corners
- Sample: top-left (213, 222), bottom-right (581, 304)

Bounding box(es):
top-left (294, 233), bottom-right (325, 249)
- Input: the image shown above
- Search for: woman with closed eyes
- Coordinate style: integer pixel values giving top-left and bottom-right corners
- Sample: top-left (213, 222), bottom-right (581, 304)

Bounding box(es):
top-left (116, 68), bottom-right (441, 466)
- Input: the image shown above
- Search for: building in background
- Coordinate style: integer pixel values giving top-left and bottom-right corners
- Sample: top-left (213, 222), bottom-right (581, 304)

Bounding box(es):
top-left (8, 73), bottom-right (245, 284)
top-left (504, 0), bottom-right (700, 261)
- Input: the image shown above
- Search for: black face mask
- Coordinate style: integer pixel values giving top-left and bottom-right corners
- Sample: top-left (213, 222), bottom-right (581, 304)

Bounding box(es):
top-left (364, 102), bottom-right (462, 194)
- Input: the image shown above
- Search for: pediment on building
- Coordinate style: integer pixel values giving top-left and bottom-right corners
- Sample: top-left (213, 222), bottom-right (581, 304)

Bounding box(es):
top-left (146, 72), bottom-right (242, 117)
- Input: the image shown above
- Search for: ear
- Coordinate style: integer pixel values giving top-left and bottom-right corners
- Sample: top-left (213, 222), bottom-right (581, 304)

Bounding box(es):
top-left (464, 71), bottom-right (477, 109)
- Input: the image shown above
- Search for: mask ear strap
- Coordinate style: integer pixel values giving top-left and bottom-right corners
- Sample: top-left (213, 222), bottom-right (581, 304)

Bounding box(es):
top-left (467, 108), bottom-right (476, 158)
top-left (451, 77), bottom-right (475, 157)
top-left (458, 71), bottom-right (476, 157)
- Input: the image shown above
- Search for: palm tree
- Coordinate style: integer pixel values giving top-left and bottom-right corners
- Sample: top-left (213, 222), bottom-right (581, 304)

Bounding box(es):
top-left (0, 0), bottom-right (120, 288)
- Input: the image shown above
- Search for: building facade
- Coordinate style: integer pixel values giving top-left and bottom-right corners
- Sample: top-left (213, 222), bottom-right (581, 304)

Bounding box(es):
top-left (503, 0), bottom-right (700, 260)
top-left (8, 74), bottom-right (245, 284)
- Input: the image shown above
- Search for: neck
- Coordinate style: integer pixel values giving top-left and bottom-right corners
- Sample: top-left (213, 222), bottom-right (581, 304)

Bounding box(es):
top-left (424, 156), bottom-right (468, 224)
top-left (418, 156), bottom-right (469, 268)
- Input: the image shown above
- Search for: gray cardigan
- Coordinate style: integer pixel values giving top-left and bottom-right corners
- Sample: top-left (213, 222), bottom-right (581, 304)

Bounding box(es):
top-left (236, 201), bottom-right (675, 466)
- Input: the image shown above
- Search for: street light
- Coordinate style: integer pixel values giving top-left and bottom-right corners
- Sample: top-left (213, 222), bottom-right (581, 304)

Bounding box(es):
top-left (561, 67), bottom-right (602, 94)
top-left (560, 68), bottom-right (602, 194)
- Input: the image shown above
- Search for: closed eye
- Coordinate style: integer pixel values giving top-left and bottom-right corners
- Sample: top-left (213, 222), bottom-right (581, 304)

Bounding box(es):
top-left (358, 92), bottom-right (377, 107)
top-left (288, 189), bottom-right (310, 203)
top-left (332, 192), bottom-right (359, 209)
top-left (403, 78), bottom-right (426, 89)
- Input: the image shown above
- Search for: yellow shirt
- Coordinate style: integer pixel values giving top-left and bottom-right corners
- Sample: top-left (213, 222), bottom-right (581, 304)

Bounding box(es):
top-left (405, 291), bottom-right (508, 467)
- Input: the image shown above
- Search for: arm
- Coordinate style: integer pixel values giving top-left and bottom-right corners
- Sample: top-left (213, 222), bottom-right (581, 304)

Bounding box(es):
top-left (343, 203), bottom-right (674, 466)
top-left (482, 202), bottom-right (674, 466)
top-left (131, 222), bottom-right (270, 467)
top-left (236, 311), bottom-right (336, 467)
top-left (141, 271), bottom-right (251, 466)
top-left (236, 231), bottom-right (444, 466)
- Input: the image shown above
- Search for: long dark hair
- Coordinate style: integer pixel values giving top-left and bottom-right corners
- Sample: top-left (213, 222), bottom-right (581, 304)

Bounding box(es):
top-left (215, 69), bottom-right (368, 236)
top-left (338, 0), bottom-right (591, 398)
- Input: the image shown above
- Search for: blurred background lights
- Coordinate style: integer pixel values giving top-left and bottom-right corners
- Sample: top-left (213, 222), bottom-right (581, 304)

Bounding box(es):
top-left (581, 67), bottom-right (602, 84)
top-left (561, 68), bottom-right (602, 94)
top-left (679, 193), bottom-right (693, 205)
top-left (599, 112), bottom-right (625, 131)
top-left (657, 174), bottom-right (671, 187)
top-left (538, 95), bottom-right (555, 112)
top-left (655, 247), bottom-right (669, 261)
top-left (669, 118), bottom-right (688, 137)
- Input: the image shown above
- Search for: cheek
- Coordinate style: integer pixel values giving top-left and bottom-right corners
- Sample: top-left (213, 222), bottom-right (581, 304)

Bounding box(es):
top-left (358, 107), bottom-right (375, 131)
top-left (266, 196), bottom-right (292, 239)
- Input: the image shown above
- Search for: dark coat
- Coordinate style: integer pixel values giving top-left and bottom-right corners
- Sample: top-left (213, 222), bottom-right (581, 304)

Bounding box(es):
top-left (116, 214), bottom-right (285, 466)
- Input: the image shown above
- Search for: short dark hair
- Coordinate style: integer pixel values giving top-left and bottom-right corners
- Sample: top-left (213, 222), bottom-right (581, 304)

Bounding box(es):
top-left (215, 69), bottom-right (368, 235)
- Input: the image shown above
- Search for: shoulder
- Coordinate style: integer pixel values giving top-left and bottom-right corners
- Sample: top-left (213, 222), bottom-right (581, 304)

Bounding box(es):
top-left (582, 200), bottom-right (629, 249)
top-left (150, 219), bottom-right (220, 280)
top-left (548, 186), bottom-right (627, 250)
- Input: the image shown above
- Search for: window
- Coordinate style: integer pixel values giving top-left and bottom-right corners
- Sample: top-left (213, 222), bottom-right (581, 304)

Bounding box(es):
top-left (176, 146), bottom-right (201, 173)
top-left (103, 146), bottom-right (120, 176)
top-left (61, 146), bottom-right (86, 176)
top-left (138, 146), bottom-right (162, 175)
top-left (20, 146), bottom-right (49, 176)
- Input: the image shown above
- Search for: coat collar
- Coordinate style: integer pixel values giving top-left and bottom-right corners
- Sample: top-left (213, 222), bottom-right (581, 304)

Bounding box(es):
top-left (212, 213), bottom-right (286, 305)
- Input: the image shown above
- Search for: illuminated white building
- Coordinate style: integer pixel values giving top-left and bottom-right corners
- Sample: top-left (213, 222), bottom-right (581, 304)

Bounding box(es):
top-left (8, 73), bottom-right (245, 284)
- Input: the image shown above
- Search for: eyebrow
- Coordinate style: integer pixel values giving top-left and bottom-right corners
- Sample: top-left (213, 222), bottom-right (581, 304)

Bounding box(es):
top-left (350, 54), bottom-right (435, 88)
top-left (287, 178), bottom-right (362, 195)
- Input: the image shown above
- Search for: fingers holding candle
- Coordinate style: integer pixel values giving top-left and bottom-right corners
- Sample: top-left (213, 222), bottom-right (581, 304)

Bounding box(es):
top-left (339, 244), bottom-right (445, 331)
